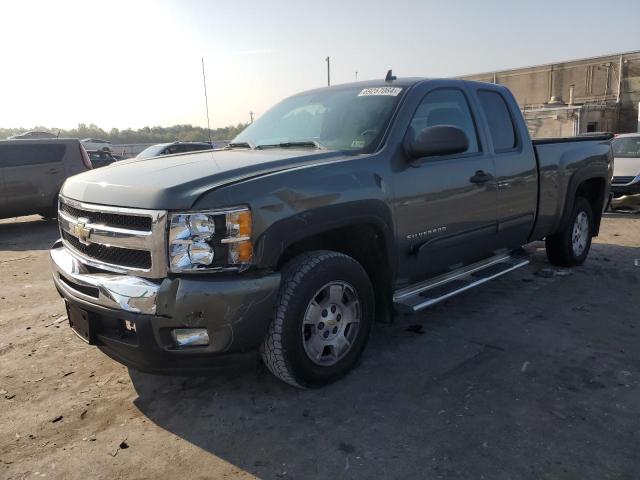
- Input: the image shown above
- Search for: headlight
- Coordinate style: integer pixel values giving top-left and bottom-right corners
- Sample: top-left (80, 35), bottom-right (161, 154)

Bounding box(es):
top-left (168, 207), bottom-right (253, 272)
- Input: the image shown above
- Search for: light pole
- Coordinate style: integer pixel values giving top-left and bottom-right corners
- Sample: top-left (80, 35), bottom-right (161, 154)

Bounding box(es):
top-left (326, 56), bottom-right (331, 86)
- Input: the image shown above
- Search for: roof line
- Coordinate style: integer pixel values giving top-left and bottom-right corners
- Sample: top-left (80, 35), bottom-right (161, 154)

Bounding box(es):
top-left (458, 48), bottom-right (640, 78)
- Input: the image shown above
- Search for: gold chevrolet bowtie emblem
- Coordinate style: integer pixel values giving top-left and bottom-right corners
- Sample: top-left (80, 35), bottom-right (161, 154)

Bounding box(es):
top-left (73, 217), bottom-right (92, 245)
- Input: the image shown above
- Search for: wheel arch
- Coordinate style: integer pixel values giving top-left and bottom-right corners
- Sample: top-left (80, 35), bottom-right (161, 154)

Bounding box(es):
top-left (562, 174), bottom-right (607, 237)
top-left (256, 204), bottom-right (395, 323)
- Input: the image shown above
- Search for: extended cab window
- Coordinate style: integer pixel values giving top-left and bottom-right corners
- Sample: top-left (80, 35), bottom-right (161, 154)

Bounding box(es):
top-left (0, 144), bottom-right (66, 167)
top-left (478, 90), bottom-right (517, 152)
top-left (409, 89), bottom-right (479, 154)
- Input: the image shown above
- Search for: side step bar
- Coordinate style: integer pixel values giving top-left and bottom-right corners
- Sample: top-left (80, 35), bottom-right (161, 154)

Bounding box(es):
top-left (393, 252), bottom-right (530, 313)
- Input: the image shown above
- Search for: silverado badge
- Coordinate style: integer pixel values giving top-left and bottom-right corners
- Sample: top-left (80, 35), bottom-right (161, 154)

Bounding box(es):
top-left (73, 217), bottom-right (92, 245)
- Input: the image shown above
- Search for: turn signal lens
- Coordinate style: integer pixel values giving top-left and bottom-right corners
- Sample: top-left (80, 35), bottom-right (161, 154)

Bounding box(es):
top-left (228, 240), bottom-right (253, 264)
top-left (227, 210), bottom-right (252, 238)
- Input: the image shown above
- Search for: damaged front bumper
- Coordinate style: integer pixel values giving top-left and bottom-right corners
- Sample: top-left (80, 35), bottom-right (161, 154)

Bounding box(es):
top-left (49, 240), bottom-right (281, 373)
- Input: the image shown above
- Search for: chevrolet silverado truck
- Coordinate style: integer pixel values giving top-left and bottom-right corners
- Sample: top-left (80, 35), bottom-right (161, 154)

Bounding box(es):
top-left (50, 76), bottom-right (613, 388)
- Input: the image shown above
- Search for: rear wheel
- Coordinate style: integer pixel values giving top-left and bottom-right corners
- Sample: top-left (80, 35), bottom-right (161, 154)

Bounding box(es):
top-left (545, 196), bottom-right (593, 267)
top-left (261, 250), bottom-right (374, 388)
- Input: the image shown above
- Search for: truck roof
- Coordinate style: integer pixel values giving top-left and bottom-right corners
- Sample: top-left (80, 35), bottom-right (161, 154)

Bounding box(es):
top-left (291, 77), bottom-right (499, 97)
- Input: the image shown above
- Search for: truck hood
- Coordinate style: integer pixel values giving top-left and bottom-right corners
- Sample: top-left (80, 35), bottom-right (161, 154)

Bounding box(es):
top-left (61, 149), bottom-right (349, 209)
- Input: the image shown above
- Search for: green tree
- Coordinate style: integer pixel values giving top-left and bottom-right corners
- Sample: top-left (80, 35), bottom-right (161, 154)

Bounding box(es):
top-left (1, 123), bottom-right (249, 144)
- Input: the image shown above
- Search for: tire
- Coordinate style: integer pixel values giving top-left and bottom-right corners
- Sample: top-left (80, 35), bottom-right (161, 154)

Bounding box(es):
top-left (260, 250), bottom-right (375, 388)
top-left (545, 196), bottom-right (594, 267)
top-left (39, 196), bottom-right (59, 220)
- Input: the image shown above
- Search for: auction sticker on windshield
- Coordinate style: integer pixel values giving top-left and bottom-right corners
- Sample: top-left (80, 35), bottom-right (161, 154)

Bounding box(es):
top-left (358, 87), bottom-right (403, 96)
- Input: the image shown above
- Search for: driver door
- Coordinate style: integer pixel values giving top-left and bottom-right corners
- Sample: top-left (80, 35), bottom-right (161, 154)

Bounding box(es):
top-left (392, 85), bottom-right (498, 285)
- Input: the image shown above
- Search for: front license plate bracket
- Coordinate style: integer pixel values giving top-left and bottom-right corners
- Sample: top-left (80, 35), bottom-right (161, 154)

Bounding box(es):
top-left (66, 302), bottom-right (93, 344)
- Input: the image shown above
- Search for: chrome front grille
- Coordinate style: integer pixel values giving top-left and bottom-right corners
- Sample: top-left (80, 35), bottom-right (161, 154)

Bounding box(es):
top-left (59, 201), bottom-right (152, 231)
top-left (58, 196), bottom-right (167, 278)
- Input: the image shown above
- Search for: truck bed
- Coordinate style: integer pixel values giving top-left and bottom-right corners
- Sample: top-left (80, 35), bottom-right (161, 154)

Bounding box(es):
top-left (530, 133), bottom-right (613, 241)
top-left (532, 133), bottom-right (614, 145)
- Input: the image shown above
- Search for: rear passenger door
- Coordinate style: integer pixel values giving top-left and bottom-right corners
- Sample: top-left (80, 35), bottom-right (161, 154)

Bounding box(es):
top-left (474, 87), bottom-right (538, 249)
top-left (0, 143), bottom-right (66, 216)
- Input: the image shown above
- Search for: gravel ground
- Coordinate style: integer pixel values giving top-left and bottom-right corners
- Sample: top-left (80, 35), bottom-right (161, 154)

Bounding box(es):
top-left (1, 212), bottom-right (639, 479)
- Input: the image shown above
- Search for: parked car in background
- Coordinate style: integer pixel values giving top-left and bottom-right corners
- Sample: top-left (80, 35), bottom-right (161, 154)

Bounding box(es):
top-left (51, 77), bottom-right (612, 388)
top-left (136, 141), bottom-right (213, 159)
top-left (8, 131), bottom-right (58, 140)
top-left (87, 150), bottom-right (117, 169)
top-left (0, 139), bottom-right (91, 219)
top-left (610, 133), bottom-right (640, 209)
top-left (81, 138), bottom-right (112, 152)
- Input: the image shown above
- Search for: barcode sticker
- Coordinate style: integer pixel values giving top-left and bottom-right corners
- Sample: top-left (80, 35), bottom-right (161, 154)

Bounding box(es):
top-left (358, 87), bottom-right (402, 97)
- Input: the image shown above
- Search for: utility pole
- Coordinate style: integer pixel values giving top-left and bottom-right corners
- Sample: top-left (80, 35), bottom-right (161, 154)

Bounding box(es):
top-left (326, 56), bottom-right (331, 86)
top-left (355, 71), bottom-right (358, 81)
top-left (201, 57), bottom-right (213, 144)
top-left (249, 111), bottom-right (254, 124)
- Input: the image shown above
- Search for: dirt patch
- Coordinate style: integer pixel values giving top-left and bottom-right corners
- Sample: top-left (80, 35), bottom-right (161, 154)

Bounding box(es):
top-left (1, 213), bottom-right (639, 479)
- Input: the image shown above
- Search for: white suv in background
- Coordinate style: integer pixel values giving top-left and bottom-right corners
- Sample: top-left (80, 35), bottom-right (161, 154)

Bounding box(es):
top-left (81, 138), bottom-right (112, 152)
top-left (611, 133), bottom-right (640, 209)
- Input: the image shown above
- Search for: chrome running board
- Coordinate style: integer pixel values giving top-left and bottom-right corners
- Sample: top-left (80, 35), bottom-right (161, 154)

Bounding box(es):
top-left (393, 252), bottom-right (530, 313)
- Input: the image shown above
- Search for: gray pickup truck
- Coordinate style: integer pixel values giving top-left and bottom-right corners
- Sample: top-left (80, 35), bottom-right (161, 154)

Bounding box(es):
top-left (50, 76), bottom-right (613, 388)
top-left (0, 139), bottom-right (91, 219)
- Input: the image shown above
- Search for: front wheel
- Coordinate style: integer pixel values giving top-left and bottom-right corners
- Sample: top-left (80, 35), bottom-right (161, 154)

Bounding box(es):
top-left (261, 250), bottom-right (374, 388)
top-left (545, 196), bottom-right (594, 267)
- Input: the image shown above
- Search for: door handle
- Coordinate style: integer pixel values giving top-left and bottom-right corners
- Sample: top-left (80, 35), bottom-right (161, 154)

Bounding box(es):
top-left (469, 170), bottom-right (492, 184)
top-left (47, 168), bottom-right (60, 174)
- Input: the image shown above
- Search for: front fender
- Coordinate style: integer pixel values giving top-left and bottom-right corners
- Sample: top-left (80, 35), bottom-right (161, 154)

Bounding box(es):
top-left (191, 157), bottom-right (395, 270)
top-left (255, 199), bottom-right (394, 269)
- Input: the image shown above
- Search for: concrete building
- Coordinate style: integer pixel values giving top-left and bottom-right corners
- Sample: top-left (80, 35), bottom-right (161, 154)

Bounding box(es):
top-left (461, 50), bottom-right (640, 138)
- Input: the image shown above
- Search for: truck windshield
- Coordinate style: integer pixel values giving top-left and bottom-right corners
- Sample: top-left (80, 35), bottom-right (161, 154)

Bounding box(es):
top-left (137, 145), bottom-right (166, 159)
top-left (612, 136), bottom-right (640, 158)
top-left (232, 85), bottom-right (405, 153)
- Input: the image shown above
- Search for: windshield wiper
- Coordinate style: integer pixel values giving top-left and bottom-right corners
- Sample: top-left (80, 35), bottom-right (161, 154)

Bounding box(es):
top-left (226, 141), bottom-right (254, 149)
top-left (255, 140), bottom-right (324, 150)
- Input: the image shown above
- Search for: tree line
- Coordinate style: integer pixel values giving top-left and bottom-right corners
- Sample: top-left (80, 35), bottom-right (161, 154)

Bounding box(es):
top-left (1, 123), bottom-right (249, 144)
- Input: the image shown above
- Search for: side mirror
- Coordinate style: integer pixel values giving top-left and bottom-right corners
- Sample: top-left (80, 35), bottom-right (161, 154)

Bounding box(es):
top-left (404, 125), bottom-right (470, 160)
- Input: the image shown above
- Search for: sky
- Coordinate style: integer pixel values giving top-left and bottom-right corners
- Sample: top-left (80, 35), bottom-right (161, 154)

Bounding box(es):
top-left (1, 0), bottom-right (639, 130)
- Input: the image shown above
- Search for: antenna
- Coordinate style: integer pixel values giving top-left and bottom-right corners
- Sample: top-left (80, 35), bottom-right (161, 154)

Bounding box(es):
top-left (385, 69), bottom-right (396, 82)
top-left (201, 57), bottom-right (213, 144)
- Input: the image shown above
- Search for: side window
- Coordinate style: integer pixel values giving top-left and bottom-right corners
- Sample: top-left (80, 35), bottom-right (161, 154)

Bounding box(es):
top-left (477, 90), bottom-right (517, 152)
top-left (409, 88), bottom-right (480, 154)
top-left (191, 144), bottom-right (211, 152)
top-left (0, 144), bottom-right (66, 167)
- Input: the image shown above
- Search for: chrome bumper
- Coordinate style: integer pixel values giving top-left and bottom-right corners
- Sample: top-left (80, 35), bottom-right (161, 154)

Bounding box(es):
top-left (50, 240), bottom-right (160, 314)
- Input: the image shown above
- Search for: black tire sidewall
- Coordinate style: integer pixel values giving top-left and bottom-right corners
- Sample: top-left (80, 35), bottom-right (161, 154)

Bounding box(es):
top-left (565, 197), bottom-right (594, 265)
top-left (280, 254), bottom-right (374, 387)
